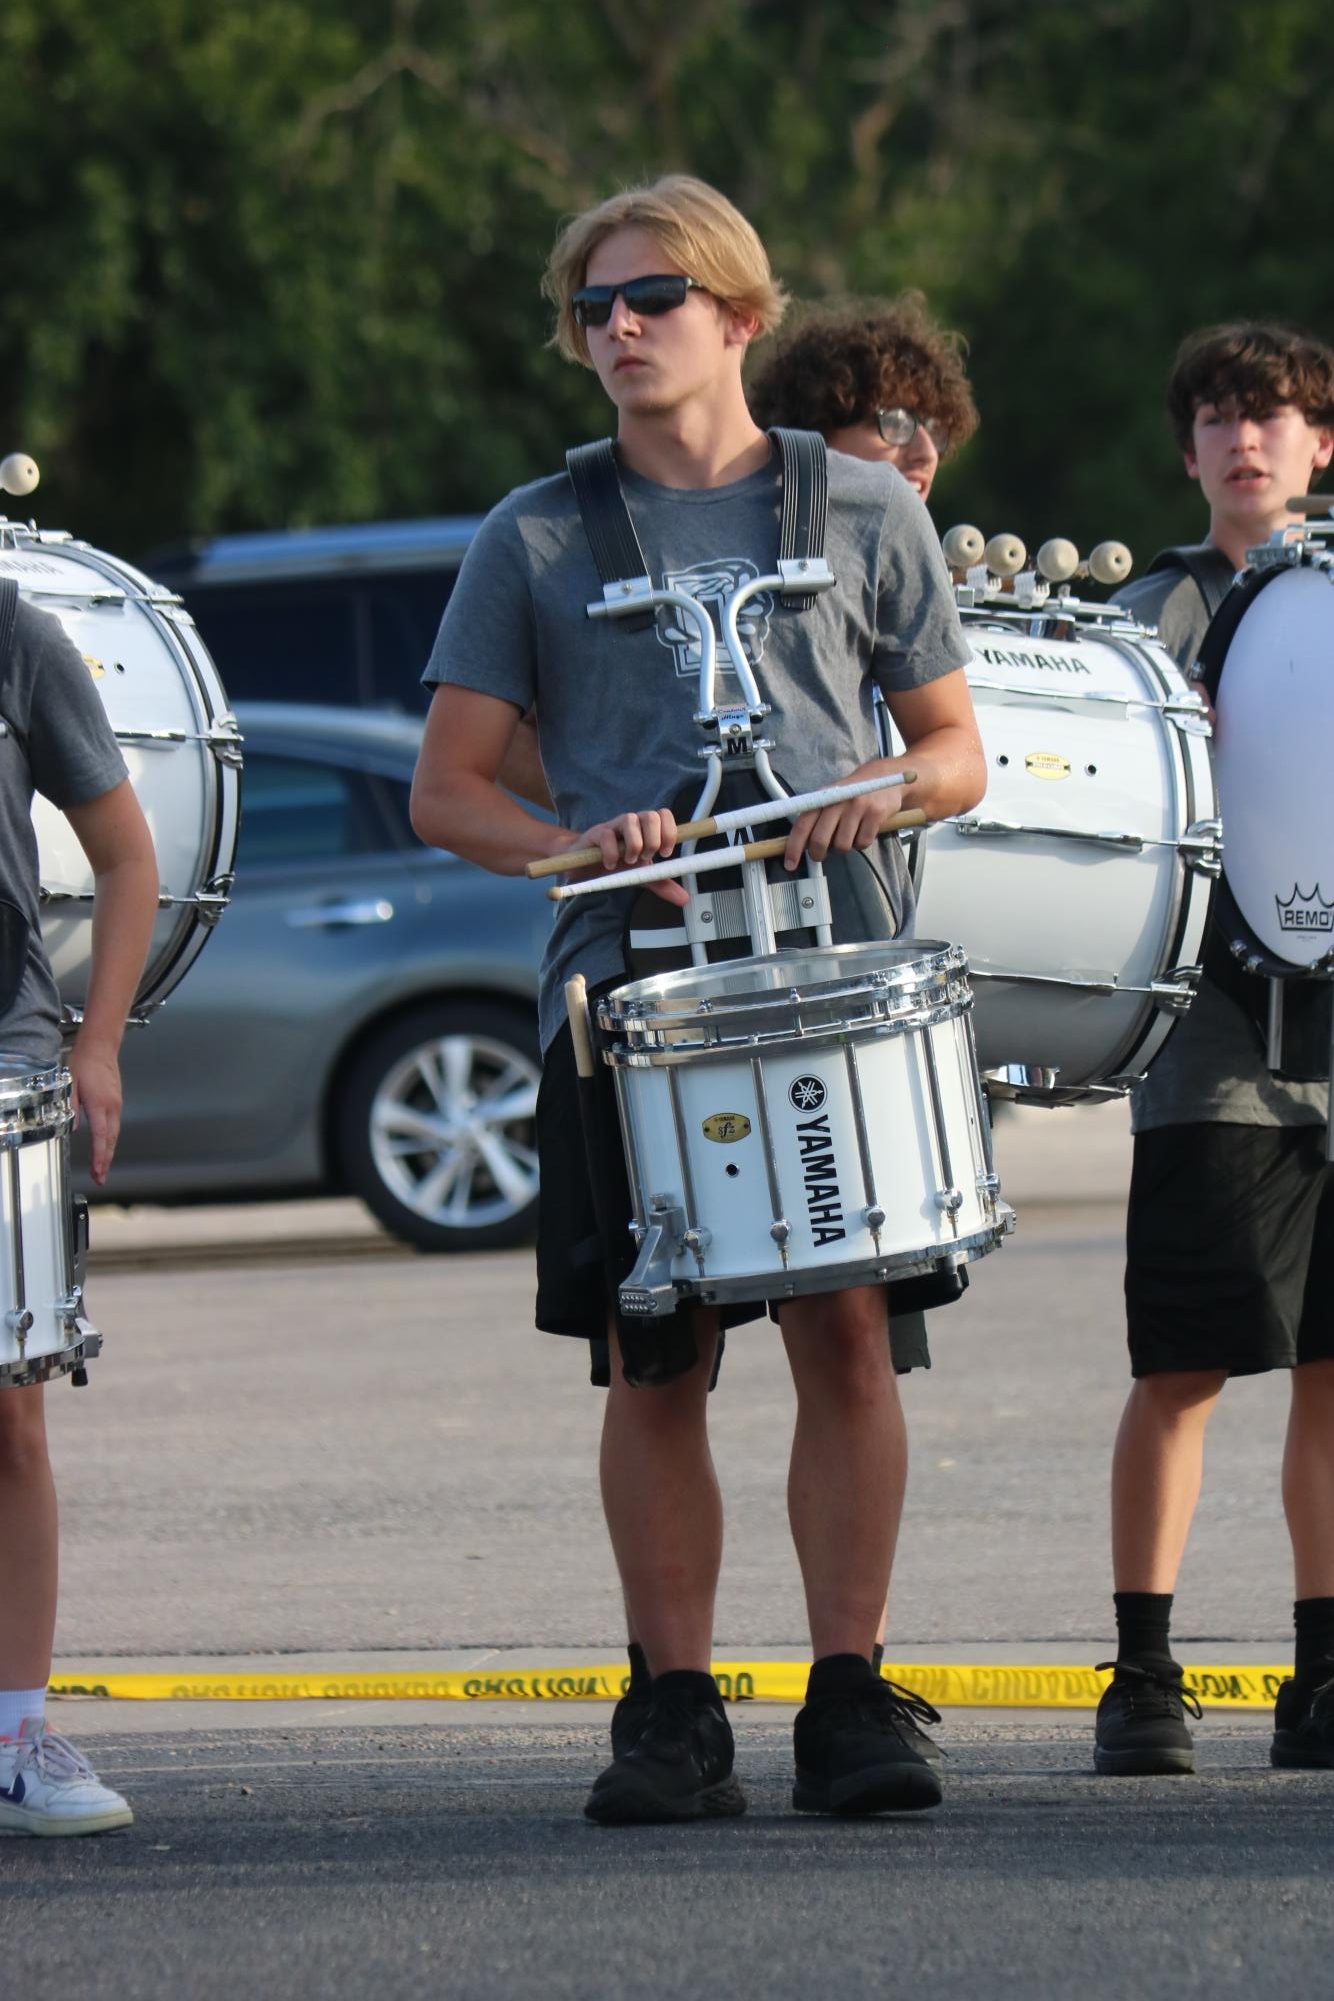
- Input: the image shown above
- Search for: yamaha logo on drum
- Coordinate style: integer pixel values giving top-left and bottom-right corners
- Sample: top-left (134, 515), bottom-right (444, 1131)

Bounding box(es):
top-left (789, 1082), bottom-right (846, 1246)
top-left (1276, 884), bottom-right (1334, 933)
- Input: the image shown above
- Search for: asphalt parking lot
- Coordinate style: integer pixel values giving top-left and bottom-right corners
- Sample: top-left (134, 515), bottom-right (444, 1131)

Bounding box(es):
top-left (9, 1101), bottom-right (1325, 1999)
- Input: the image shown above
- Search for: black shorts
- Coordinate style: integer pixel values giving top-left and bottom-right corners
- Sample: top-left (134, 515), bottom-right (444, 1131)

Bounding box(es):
top-left (1125, 1122), bottom-right (1334, 1377)
top-left (535, 1005), bottom-right (933, 1389)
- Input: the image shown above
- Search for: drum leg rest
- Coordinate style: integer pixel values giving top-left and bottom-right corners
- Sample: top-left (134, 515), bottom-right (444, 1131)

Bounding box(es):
top-left (887, 1264), bottom-right (970, 1316)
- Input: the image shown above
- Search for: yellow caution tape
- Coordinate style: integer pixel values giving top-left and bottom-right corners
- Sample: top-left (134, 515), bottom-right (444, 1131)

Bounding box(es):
top-left (46, 1661), bottom-right (1294, 1709)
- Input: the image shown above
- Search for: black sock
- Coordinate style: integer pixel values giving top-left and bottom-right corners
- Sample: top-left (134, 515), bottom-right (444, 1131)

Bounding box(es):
top-left (871, 1643), bottom-right (884, 1678)
top-left (626, 1641), bottom-right (650, 1694)
top-left (806, 1652), bottom-right (877, 1702)
top-left (1114, 1591), bottom-right (1175, 1667)
top-left (1293, 1598), bottom-right (1334, 1682)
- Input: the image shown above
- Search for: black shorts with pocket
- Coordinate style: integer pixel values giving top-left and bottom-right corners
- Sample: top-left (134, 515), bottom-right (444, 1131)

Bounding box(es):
top-left (1124, 1122), bottom-right (1334, 1377)
top-left (535, 996), bottom-right (933, 1389)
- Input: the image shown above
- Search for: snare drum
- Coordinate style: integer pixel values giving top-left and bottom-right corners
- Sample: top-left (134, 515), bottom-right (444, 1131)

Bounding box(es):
top-left (0, 528), bottom-right (242, 1021)
top-left (0, 1064), bottom-right (100, 1388)
top-left (597, 940), bottom-right (1009, 1318)
top-left (911, 607), bottom-right (1219, 1102)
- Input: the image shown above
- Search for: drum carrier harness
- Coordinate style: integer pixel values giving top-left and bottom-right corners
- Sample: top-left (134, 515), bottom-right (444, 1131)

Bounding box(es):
top-left (566, 428), bottom-right (858, 977)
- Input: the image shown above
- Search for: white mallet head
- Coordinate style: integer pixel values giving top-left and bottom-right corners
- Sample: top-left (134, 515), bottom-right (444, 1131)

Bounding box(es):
top-left (984, 532), bottom-right (1027, 579)
top-left (0, 453), bottom-right (39, 497)
top-left (1088, 540), bottom-right (1132, 586)
top-left (941, 523), bottom-right (985, 570)
top-left (1036, 537), bottom-right (1080, 584)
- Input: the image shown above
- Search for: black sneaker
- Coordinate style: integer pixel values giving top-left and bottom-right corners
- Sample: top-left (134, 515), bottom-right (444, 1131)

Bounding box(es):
top-left (610, 1681), bottom-right (653, 1761)
top-left (1093, 1660), bottom-right (1201, 1775)
top-left (1271, 1664), bottom-right (1334, 1769)
top-left (585, 1671), bottom-right (746, 1825)
top-left (879, 1677), bottom-right (946, 1769)
top-left (793, 1675), bottom-right (943, 1815)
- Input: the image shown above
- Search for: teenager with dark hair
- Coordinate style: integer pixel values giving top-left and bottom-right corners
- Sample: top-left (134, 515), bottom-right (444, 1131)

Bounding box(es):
top-left (1096, 320), bottom-right (1334, 1777)
top-left (747, 294), bottom-right (979, 501)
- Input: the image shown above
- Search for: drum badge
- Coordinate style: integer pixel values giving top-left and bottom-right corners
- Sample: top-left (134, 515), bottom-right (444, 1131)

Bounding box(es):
top-left (1276, 885), bottom-right (1334, 933)
top-left (657, 560), bottom-right (773, 681)
top-left (789, 1076), bottom-right (827, 1112)
top-left (1023, 751), bottom-right (1071, 780)
top-left (702, 1112), bottom-right (751, 1143)
top-left (82, 654), bottom-right (105, 679)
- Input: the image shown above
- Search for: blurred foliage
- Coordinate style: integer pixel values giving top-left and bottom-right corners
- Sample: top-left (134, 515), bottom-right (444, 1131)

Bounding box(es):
top-left (2, 0), bottom-right (1332, 563)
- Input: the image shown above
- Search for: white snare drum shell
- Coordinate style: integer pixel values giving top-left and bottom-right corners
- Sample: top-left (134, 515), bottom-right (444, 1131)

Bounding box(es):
top-left (0, 1068), bottom-right (85, 1382)
top-left (607, 943), bottom-right (1002, 1303)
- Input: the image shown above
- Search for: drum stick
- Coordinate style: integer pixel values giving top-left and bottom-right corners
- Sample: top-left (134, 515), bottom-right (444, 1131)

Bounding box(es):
top-left (564, 974), bottom-right (595, 1080)
top-left (525, 770), bottom-right (918, 879)
top-left (546, 812), bottom-right (927, 903)
top-left (1286, 494), bottom-right (1334, 516)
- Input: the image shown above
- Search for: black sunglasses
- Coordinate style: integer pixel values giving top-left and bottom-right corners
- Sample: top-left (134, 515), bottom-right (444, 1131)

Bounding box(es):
top-left (571, 273), bottom-right (705, 329)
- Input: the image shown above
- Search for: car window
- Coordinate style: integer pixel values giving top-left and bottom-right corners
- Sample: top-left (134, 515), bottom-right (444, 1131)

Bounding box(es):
top-left (187, 588), bottom-right (364, 706)
top-left (240, 753), bottom-right (397, 865)
top-left (367, 574), bottom-right (456, 711)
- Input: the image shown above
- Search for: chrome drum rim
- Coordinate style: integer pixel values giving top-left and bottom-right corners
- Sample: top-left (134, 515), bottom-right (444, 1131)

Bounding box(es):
top-left (369, 1033), bottom-right (541, 1232)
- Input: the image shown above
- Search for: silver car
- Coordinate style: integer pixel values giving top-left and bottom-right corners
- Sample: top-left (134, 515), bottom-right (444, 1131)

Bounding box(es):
top-left (95, 703), bottom-right (554, 1252)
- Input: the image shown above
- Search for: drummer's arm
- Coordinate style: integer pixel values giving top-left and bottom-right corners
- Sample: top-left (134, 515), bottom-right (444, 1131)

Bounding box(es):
top-left (64, 779), bottom-right (159, 1184)
top-left (784, 668), bottom-right (984, 869)
top-left (497, 708), bottom-right (554, 810)
top-left (411, 685), bottom-right (575, 874)
top-left (882, 668), bottom-right (986, 821)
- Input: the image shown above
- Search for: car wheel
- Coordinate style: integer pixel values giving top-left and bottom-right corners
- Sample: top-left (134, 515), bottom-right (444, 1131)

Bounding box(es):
top-left (336, 1000), bottom-right (542, 1252)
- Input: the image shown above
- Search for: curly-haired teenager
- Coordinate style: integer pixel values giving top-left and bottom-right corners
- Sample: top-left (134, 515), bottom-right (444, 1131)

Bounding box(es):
top-left (748, 294), bottom-right (979, 501)
top-left (1096, 321), bottom-right (1334, 1777)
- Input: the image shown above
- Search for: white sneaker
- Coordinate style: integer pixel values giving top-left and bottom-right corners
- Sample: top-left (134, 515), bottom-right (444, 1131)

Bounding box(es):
top-left (0, 1719), bottom-right (133, 1836)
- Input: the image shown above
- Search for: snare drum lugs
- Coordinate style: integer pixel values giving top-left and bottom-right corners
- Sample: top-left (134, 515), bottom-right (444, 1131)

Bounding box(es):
top-left (0, 528), bottom-right (242, 1022)
top-left (598, 940), bottom-right (1009, 1318)
top-left (0, 1063), bottom-right (99, 1388)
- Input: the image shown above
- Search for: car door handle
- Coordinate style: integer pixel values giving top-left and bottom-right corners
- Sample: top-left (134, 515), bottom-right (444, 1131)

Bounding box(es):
top-left (286, 898), bottom-right (395, 930)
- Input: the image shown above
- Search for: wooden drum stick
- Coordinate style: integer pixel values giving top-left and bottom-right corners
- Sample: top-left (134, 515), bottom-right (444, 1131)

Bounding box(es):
top-left (526, 770), bottom-right (919, 879)
top-left (546, 811), bottom-right (927, 903)
top-left (564, 973), bottom-right (595, 1079)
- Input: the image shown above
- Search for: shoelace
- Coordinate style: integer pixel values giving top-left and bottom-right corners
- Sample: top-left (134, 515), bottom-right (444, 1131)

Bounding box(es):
top-left (1094, 1661), bottom-right (1203, 1721)
top-left (882, 1679), bottom-right (942, 1727)
top-left (15, 1726), bottom-right (98, 1783)
top-left (821, 1679), bottom-right (943, 1742)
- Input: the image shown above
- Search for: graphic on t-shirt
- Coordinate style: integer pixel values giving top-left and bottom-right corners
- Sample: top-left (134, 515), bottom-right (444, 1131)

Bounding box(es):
top-left (656, 559), bottom-right (773, 684)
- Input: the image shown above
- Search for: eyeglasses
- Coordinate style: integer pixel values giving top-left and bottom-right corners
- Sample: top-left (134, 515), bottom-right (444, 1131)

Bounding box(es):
top-left (571, 274), bottom-right (705, 329)
top-left (876, 407), bottom-right (951, 454)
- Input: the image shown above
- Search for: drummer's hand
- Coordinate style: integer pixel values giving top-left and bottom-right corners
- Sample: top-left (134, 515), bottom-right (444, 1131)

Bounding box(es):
top-left (1185, 668), bottom-right (1217, 730)
top-left (567, 810), bottom-right (689, 906)
top-left (67, 1034), bottom-right (123, 1186)
top-left (783, 760), bottom-right (911, 871)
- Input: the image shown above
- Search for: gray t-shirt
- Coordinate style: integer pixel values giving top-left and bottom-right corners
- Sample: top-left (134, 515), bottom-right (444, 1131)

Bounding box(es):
top-left (424, 447), bottom-right (971, 1050)
top-left (0, 594), bottom-right (129, 1063)
top-left (1114, 549), bottom-right (1326, 1132)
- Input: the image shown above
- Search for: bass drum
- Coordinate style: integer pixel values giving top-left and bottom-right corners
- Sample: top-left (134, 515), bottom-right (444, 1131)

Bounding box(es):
top-left (910, 607), bottom-right (1219, 1102)
top-left (0, 527), bottom-right (242, 1021)
top-left (1197, 552), bottom-right (1334, 975)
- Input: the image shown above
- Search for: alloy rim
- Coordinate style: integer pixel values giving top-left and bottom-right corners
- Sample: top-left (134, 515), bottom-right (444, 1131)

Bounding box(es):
top-left (369, 1032), bottom-right (541, 1231)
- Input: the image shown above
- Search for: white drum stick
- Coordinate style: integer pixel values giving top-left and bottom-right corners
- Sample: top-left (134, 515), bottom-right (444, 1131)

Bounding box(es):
top-left (547, 812), bottom-right (926, 902)
top-left (526, 770), bottom-right (917, 879)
